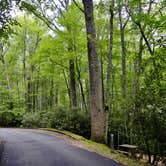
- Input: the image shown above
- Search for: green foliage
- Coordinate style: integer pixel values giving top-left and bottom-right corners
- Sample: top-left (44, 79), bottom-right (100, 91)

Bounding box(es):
top-left (50, 108), bottom-right (90, 138)
top-left (49, 107), bottom-right (68, 129)
top-left (22, 107), bottom-right (91, 138)
top-left (65, 108), bottom-right (90, 138)
top-left (22, 112), bottom-right (41, 128)
top-left (0, 0), bottom-right (20, 38)
top-left (0, 111), bottom-right (23, 127)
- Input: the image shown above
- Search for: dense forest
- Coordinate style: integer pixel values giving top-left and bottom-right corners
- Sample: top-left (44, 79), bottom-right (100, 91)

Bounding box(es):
top-left (0, 0), bottom-right (165, 165)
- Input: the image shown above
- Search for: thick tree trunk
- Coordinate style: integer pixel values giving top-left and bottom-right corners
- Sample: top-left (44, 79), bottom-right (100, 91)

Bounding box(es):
top-left (82, 0), bottom-right (107, 143)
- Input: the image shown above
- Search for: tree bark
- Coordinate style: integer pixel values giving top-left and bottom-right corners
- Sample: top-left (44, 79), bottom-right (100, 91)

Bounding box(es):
top-left (69, 59), bottom-right (77, 108)
top-left (105, 0), bottom-right (114, 110)
top-left (118, 0), bottom-right (127, 98)
top-left (75, 58), bottom-right (87, 111)
top-left (23, 27), bottom-right (27, 83)
top-left (49, 78), bottom-right (54, 110)
top-left (134, 37), bottom-right (143, 96)
top-left (26, 76), bottom-right (32, 112)
top-left (82, 0), bottom-right (107, 143)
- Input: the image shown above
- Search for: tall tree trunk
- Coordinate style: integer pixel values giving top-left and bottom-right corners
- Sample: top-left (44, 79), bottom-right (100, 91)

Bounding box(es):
top-left (134, 37), bottom-right (143, 96)
top-left (82, 0), bottom-right (107, 143)
top-left (22, 27), bottom-right (27, 111)
top-left (100, 50), bottom-right (105, 106)
top-left (26, 32), bottom-right (40, 112)
top-left (23, 27), bottom-right (27, 83)
top-left (118, 0), bottom-right (127, 98)
top-left (105, 0), bottom-right (114, 110)
top-left (0, 44), bottom-right (13, 109)
top-left (65, 0), bottom-right (77, 109)
top-left (75, 58), bottom-right (87, 111)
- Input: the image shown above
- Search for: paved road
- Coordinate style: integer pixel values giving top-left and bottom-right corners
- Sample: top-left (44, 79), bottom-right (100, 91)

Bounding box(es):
top-left (0, 128), bottom-right (122, 166)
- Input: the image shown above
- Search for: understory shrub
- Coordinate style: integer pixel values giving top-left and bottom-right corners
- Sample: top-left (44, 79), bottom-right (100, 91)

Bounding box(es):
top-left (49, 107), bottom-right (68, 129)
top-left (0, 111), bottom-right (23, 127)
top-left (21, 107), bottom-right (91, 138)
top-left (66, 108), bottom-right (90, 138)
top-left (22, 112), bottom-right (41, 128)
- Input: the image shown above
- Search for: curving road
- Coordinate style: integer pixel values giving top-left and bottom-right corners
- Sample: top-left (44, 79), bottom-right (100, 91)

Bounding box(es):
top-left (0, 128), bottom-right (122, 166)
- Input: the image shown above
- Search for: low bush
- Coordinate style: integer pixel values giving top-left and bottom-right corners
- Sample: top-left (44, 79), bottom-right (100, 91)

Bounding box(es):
top-left (22, 112), bottom-right (41, 128)
top-left (0, 111), bottom-right (23, 127)
top-left (21, 107), bottom-right (91, 138)
top-left (49, 107), bottom-right (68, 129)
top-left (66, 108), bottom-right (90, 138)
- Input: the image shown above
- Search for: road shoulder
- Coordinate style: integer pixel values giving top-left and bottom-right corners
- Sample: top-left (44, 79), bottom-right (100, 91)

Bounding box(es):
top-left (37, 128), bottom-right (146, 166)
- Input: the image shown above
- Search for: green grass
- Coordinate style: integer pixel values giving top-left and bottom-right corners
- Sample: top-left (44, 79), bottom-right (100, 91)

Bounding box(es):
top-left (40, 128), bottom-right (150, 166)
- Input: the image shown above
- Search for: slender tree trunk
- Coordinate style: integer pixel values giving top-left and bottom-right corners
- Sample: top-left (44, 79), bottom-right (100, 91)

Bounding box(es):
top-left (26, 76), bottom-right (32, 112)
top-left (100, 50), bottom-right (105, 106)
top-left (62, 69), bottom-right (70, 103)
top-left (152, 141), bottom-right (158, 165)
top-left (50, 78), bottom-right (54, 110)
top-left (75, 58), bottom-right (87, 111)
top-left (105, 0), bottom-right (114, 110)
top-left (118, 1), bottom-right (127, 98)
top-left (134, 37), bottom-right (143, 96)
top-left (82, 0), bottom-right (107, 143)
top-left (69, 59), bottom-right (77, 108)
top-left (35, 79), bottom-right (39, 111)
top-left (145, 139), bottom-right (151, 163)
top-left (0, 46), bottom-right (13, 109)
top-left (55, 85), bottom-right (59, 105)
top-left (1, 54), bottom-right (11, 93)
top-left (26, 32), bottom-right (40, 112)
top-left (23, 27), bottom-right (27, 83)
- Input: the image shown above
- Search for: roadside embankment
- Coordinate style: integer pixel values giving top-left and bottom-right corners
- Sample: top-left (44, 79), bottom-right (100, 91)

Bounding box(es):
top-left (39, 128), bottom-right (148, 166)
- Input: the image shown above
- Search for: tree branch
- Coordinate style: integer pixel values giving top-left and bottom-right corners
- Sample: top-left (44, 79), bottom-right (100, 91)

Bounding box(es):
top-left (72, 0), bottom-right (84, 13)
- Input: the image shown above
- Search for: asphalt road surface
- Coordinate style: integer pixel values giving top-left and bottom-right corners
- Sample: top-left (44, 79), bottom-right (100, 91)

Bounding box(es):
top-left (0, 128), bottom-right (122, 166)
